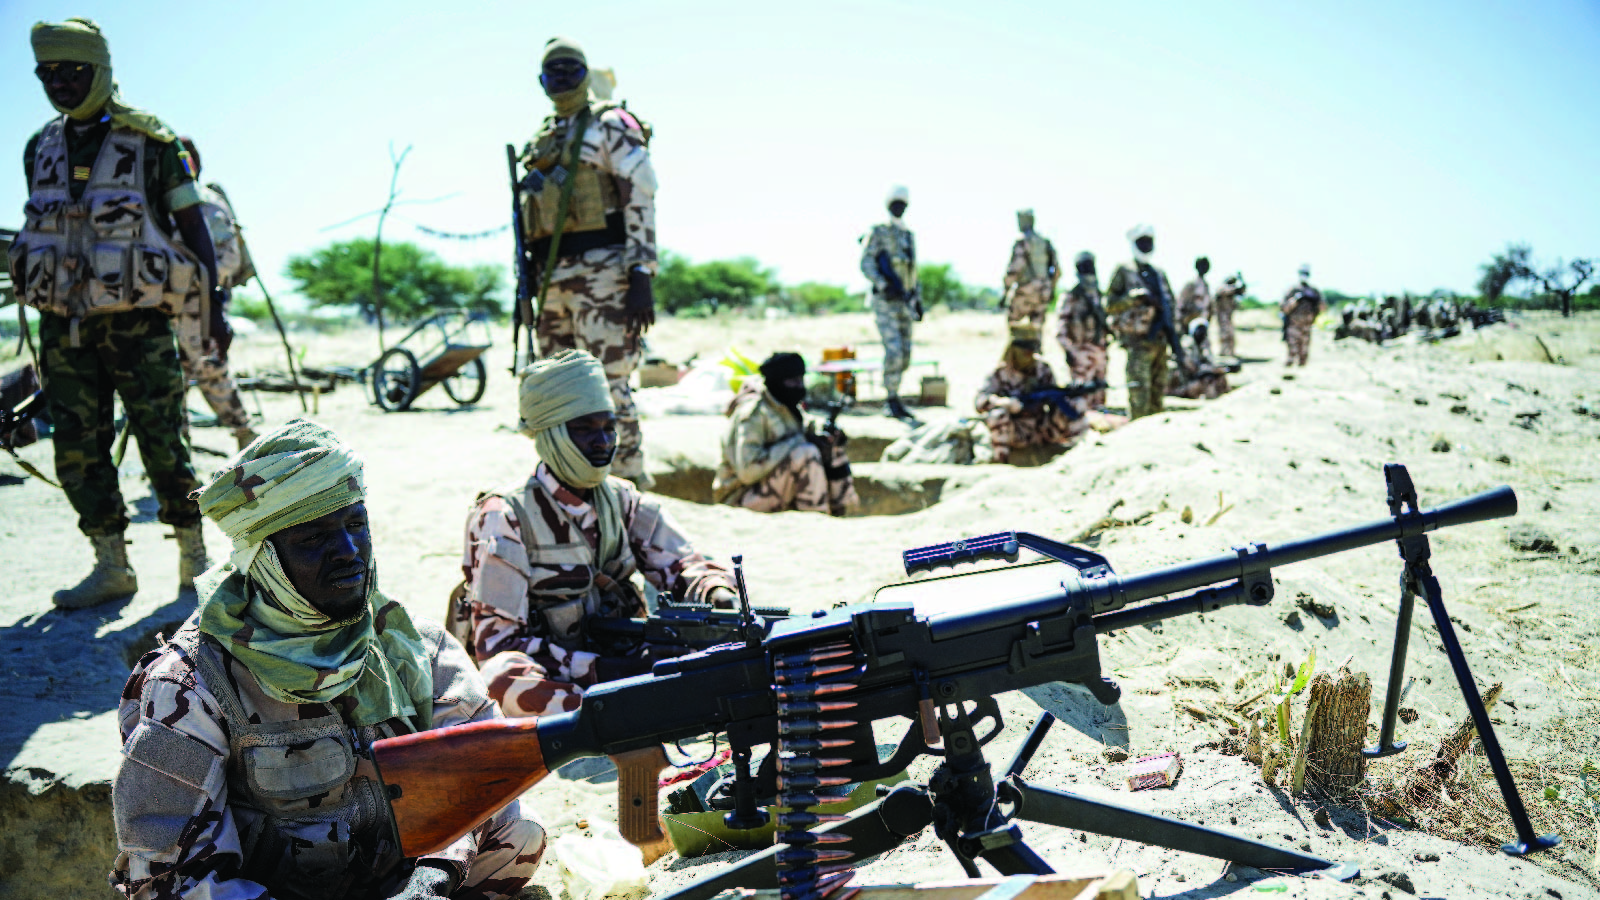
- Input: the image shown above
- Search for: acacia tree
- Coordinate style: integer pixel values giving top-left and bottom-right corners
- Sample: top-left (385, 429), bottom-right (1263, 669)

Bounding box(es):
top-left (285, 238), bottom-right (504, 322)
top-left (1478, 243), bottom-right (1594, 317)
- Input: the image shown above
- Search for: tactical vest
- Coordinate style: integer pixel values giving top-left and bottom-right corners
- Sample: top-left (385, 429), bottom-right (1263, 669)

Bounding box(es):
top-left (170, 623), bottom-right (405, 900)
top-left (9, 118), bottom-right (203, 320)
top-left (1018, 234), bottom-right (1055, 284)
top-left (200, 183), bottom-right (255, 290)
top-left (521, 102), bottom-right (648, 257)
top-left (874, 222), bottom-right (918, 293)
top-left (479, 475), bottom-right (658, 652)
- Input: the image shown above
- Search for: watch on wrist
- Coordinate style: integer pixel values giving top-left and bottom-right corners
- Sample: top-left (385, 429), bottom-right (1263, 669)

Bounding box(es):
top-left (631, 265), bottom-right (652, 277)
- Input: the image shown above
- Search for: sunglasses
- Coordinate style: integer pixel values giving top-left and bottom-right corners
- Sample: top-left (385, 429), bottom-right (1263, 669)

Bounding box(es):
top-left (34, 62), bottom-right (93, 81)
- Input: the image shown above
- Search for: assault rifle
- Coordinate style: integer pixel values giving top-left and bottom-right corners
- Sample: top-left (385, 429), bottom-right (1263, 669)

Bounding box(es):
top-left (1137, 263), bottom-right (1188, 372)
top-left (586, 600), bottom-right (791, 652)
top-left (1015, 379), bottom-right (1106, 418)
top-left (505, 144), bottom-right (537, 372)
top-left (366, 467), bottom-right (1554, 895)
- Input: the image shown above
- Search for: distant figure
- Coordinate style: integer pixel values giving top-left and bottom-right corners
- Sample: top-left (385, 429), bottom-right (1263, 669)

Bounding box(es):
top-left (1002, 208), bottom-right (1058, 330)
top-left (859, 185), bottom-right (921, 423)
top-left (1104, 225), bottom-right (1186, 419)
top-left (1178, 256), bottom-right (1212, 331)
top-left (1167, 320), bottom-right (1230, 400)
top-left (1213, 272), bottom-right (1246, 358)
top-left (1054, 250), bottom-right (1108, 409)
top-left (1281, 264), bottom-right (1323, 366)
top-left (975, 324), bottom-right (1086, 464)
top-left (714, 352), bottom-right (857, 517)
top-left (520, 36), bottom-right (658, 487)
top-left (178, 137), bottom-right (258, 450)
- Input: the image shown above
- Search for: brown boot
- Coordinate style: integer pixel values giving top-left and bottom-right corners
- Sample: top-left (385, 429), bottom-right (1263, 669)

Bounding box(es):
top-left (176, 525), bottom-right (210, 592)
top-left (233, 426), bottom-right (260, 451)
top-left (54, 533), bottom-right (138, 609)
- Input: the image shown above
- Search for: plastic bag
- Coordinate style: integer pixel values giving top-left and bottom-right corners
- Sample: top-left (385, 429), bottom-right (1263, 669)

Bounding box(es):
top-left (551, 822), bottom-right (649, 900)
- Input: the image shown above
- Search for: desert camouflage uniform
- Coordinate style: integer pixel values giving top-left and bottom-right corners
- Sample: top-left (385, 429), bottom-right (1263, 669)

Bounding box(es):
top-left (1213, 281), bottom-right (1244, 357)
top-left (1166, 331), bottom-right (1229, 400)
top-left (1178, 275), bottom-right (1211, 330)
top-left (859, 218), bottom-right (917, 397)
top-left (974, 359), bottom-right (1085, 463)
top-left (713, 378), bottom-right (857, 516)
top-left (1003, 233), bottom-right (1057, 330)
top-left (1054, 273), bottom-right (1108, 409)
top-left (19, 118), bottom-right (201, 535)
top-left (526, 105), bottom-right (657, 484)
top-left (176, 183), bottom-right (253, 440)
top-left (462, 464), bottom-right (734, 717)
top-left (1281, 283), bottom-right (1323, 366)
top-left (112, 614), bottom-right (543, 900)
top-left (1104, 261), bottom-right (1176, 420)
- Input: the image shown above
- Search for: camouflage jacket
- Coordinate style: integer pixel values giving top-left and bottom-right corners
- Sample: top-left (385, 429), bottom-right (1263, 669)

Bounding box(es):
top-left (112, 615), bottom-right (495, 900)
top-left (713, 378), bottom-right (811, 502)
top-left (976, 360), bottom-right (1056, 413)
top-left (1178, 275), bottom-right (1211, 327)
top-left (1004, 234), bottom-right (1058, 292)
top-left (522, 104), bottom-right (657, 272)
top-left (1104, 260), bottom-right (1175, 345)
top-left (463, 463), bottom-right (733, 664)
top-left (858, 218), bottom-right (917, 296)
top-left (1055, 276), bottom-right (1106, 347)
top-left (1281, 283), bottom-right (1323, 322)
top-left (198, 183), bottom-right (255, 290)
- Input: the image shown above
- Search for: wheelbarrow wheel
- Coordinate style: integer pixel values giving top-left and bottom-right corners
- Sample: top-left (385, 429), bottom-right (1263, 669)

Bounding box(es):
top-left (443, 355), bottom-right (488, 406)
top-left (372, 347), bottom-right (420, 412)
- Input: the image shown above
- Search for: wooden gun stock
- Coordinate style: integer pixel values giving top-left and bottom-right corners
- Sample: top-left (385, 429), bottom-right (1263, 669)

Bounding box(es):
top-left (372, 718), bottom-right (549, 857)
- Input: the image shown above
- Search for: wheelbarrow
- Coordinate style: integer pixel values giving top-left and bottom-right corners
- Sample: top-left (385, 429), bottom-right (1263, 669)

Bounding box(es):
top-left (368, 311), bottom-right (493, 412)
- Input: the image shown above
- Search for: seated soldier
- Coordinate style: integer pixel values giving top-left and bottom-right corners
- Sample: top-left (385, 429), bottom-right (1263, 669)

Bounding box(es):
top-left (713, 352), bottom-right (858, 517)
top-left (1167, 320), bottom-right (1231, 400)
top-left (112, 419), bottom-right (542, 900)
top-left (975, 323), bottom-right (1087, 464)
top-left (463, 350), bottom-right (738, 717)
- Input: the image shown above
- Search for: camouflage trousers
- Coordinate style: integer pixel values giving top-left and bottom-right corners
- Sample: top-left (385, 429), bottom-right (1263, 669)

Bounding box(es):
top-left (1215, 300), bottom-right (1236, 357)
top-left (537, 247), bottom-right (647, 484)
top-left (481, 646), bottom-right (600, 717)
top-left (870, 292), bottom-right (916, 398)
top-left (1168, 369), bottom-right (1229, 400)
top-left (722, 439), bottom-right (857, 517)
top-left (38, 309), bottom-right (200, 535)
top-left (1124, 340), bottom-right (1168, 420)
top-left (984, 405), bottom-right (1085, 463)
top-left (453, 801), bottom-right (547, 900)
top-left (1060, 339), bottom-right (1108, 409)
top-left (1284, 315), bottom-right (1314, 366)
top-left (1005, 282), bottom-right (1052, 331)
top-left (175, 310), bottom-right (252, 434)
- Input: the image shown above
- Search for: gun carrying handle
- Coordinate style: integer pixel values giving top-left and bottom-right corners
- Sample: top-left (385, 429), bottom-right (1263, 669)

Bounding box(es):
top-left (611, 744), bottom-right (673, 865)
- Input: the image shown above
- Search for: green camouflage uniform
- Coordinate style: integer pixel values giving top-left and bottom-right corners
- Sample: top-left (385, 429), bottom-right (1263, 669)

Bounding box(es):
top-left (20, 118), bottom-right (201, 534)
top-left (859, 217), bottom-right (918, 398)
top-left (1104, 260), bottom-right (1176, 420)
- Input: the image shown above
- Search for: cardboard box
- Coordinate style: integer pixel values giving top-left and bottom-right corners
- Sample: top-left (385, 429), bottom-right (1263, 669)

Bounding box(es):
top-left (919, 375), bottom-right (948, 407)
top-left (639, 361), bottom-right (681, 388)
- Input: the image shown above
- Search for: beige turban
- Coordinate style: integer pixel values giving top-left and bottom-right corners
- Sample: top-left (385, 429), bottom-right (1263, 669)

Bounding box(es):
top-left (517, 351), bottom-right (625, 565)
top-left (542, 35), bottom-right (587, 66)
top-left (31, 18), bottom-right (175, 138)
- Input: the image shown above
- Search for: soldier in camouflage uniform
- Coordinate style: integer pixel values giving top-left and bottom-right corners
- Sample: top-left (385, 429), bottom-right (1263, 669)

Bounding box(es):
top-left (1213, 273), bottom-right (1245, 358)
top-left (975, 324), bottom-right (1086, 464)
top-left (1177, 256), bottom-right (1212, 331)
top-left (713, 352), bottom-right (857, 517)
top-left (521, 37), bottom-right (657, 487)
top-left (859, 185), bottom-right (921, 423)
top-left (14, 19), bottom-right (220, 608)
top-left (1281, 264), bottom-right (1323, 366)
top-left (1166, 320), bottom-right (1230, 400)
top-left (1104, 225), bottom-right (1186, 420)
top-left (112, 419), bottom-right (543, 900)
top-left (1054, 251), bottom-right (1108, 410)
top-left (177, 137), bottom-right (257, 450)
top-left (463, 352), bottom-right (737, 717)
top-left (1001, 209), bottom-right (1058, 330)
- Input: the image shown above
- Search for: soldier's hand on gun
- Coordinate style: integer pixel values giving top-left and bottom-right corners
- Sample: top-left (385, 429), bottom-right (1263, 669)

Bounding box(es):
top-left (209, 294), bottom-right (233, 362)
top-left (625, 267), bottom-right (656, 332)
top-left (1002, 396), bottom-right (1024, 414)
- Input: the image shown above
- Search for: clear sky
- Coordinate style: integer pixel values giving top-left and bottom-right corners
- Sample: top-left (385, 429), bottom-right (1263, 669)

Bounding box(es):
top-left (4, 0), bottom-right (1598, 306)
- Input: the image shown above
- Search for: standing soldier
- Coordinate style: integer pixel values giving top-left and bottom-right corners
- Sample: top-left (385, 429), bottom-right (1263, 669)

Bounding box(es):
top-left (1104, 225), bottom-right (1187, 420)
top-left (975, 324), bottom-right (1086, 464)
top-left (520, 36), bottom-right (657, 488)
top-left (1178, 256), bottom-right (1212, 331)
top-left (178, 137), bottom-right (258, 451)
top-left (1001, 209), bottom-right (1058, 330)
top-left (859, 185), bottom-right (921, 423)
top-left (1281, 264), bottom-right (1323, 366)
top-left (1054, 251), bottom-right (1108, 410)
top-left (1213, 272), bottom-right (1245, 358)
top-left (14, 18), bottom-right (219, 608)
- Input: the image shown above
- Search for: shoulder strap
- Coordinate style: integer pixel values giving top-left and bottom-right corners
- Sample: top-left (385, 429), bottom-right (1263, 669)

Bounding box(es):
top-left (171, 622), bottom-right (252, 729)
top-left (533, 106), bottom-right (594, 325)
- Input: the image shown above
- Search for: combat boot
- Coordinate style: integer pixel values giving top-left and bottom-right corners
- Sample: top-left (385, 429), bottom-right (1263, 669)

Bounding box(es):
top-left (54, 533), bottom-right (137, 609)
top-left (885, 396), bottom-right (921, 426)
top-left (233, 426), bottom-right (260, 451)
top-left (177, 525), bottom-right (211, 592)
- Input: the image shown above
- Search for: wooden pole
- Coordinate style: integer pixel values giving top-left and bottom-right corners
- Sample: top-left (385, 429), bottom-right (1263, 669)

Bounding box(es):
top-left (252, 274), bottom-right (307, 413)
top-left (371, 144), bottom-right (412, 352)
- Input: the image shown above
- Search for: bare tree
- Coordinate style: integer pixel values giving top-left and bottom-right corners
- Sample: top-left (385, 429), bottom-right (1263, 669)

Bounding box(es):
top-left (1477, 243), bottom-right (1531, 302)
top-left (1529, 258), bottom-right (1594, 319)
top-left (371, 143), bottom-right (412, 351)
top-left (1477, 244), bottom-right (1593, 317)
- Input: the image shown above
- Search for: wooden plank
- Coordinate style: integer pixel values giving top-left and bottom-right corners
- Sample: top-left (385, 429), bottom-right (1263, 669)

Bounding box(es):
top-left (739, 871), bottom-right (1138, 900)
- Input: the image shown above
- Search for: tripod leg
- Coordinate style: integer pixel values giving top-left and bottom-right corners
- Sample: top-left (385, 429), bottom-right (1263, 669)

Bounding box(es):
top-left (656, 786), bottom-right (934, 900)
top-left (1011, 781), bottom-right (1335, 872)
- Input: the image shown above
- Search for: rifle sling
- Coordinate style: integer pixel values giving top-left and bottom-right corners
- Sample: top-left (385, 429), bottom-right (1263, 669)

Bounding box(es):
top-left (533, 108), bottom-right (593, 326)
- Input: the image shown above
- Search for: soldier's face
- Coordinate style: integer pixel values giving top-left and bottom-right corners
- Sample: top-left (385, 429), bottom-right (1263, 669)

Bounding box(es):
top-left (34, 61), bottom-right (95, 110)
top-left (541, 58), bottom-right (587, 96)
top-left (269, 502), bottom-right (373, 621)
top-left (566, 411), bottom-right (618, 467)
top-left (1135, 236), bottom-right (1155, 255)
top-left (888, 201), bottom-right (908, 218)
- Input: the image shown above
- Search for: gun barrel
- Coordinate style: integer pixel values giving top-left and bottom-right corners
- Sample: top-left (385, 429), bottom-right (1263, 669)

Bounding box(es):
top-left (929, 486), bottom-right (1515, 641)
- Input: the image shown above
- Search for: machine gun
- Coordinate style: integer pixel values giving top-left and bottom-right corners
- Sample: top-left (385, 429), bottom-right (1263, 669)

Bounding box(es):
top-left (365, 467), bottom-right (1554, 898)
top-left (1015, 380), bottom-right (1106, 419)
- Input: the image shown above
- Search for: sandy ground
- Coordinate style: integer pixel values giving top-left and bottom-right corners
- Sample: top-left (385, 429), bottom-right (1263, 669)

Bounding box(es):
top-left (2, 308), bottom-right (1598, 899)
